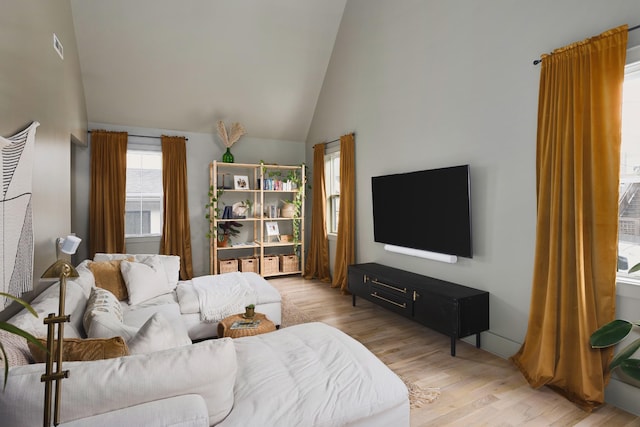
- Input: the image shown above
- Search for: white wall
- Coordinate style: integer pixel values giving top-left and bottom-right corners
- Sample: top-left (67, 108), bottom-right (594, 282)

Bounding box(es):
top-left (306, 0), bottom-right (640, 413)
top-left (72, 123), bottom-right (305, 277)
top-left (0, 0), bottom-right (87, 293)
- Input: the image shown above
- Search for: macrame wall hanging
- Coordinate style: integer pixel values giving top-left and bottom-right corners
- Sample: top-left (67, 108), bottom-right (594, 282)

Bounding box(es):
top-left (0, 121), bottom-right (39, 307)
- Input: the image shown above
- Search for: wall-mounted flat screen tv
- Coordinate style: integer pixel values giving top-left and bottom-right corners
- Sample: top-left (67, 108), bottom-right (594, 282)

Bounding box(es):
top-left (371, 164), bottom-right (472, 258)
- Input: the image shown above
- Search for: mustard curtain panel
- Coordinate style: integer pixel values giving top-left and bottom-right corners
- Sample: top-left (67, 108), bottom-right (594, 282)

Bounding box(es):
top-left (332, 133), bottom-right (355, 292)
top-left (160, 136), bottom-right (194, 280)
top-left (304, 143), bottom-right (331, 282)
top-left (511, 25), bottom-right (628, 411)
top-left (89, 130), bottom-right (128, 258)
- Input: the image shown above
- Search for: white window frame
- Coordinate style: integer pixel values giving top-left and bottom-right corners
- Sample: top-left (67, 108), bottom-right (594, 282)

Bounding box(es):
top-left (617, 51), bottom-right (640, 281)
top-left (324, 144), bottom-right (340, 236)
top-left (125, 141), bottom-right (163, 238)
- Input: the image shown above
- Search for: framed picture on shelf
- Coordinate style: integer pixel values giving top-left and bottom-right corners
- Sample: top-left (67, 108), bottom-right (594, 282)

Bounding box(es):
top-left (217, 173), bottom-right (233, 189)
top-left (265, 221), bottom-right (279, 242)
top-left (234, 175), bottom-right (249, 190)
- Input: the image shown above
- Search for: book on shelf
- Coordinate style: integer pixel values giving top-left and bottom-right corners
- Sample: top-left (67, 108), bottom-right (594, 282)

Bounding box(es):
top-left (230, 241), bottom-right (258, 248)
top-left (222, 205), bottom-right (232, 219)
top-left (230, 319), bottom-right (262, 330)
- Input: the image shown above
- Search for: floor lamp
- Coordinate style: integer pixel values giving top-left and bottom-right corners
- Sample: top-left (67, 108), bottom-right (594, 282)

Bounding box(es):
top-left (40, 235), bottom-right (81, 427)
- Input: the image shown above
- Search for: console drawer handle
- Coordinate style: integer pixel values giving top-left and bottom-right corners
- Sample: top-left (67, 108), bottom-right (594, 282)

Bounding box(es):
top-left (371, 279), bottom-right (407, 294)
top-left (371, 292), bottom-right (407, 308)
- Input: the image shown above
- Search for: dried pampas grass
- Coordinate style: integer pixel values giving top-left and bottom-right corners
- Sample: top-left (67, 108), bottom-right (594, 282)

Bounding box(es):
top-left (217, 120), bottom-right (246, 148)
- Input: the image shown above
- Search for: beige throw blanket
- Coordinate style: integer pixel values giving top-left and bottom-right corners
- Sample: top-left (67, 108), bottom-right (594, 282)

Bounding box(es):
top-left (192, 273), bottom-right (257, 322)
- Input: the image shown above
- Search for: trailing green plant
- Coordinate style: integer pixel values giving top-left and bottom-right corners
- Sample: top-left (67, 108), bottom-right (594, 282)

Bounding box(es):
top-left (590, 262), bottom-right (640, 381)
top-left (0, 292), bottom-right (46, 390)
top-left (287, 165), bottom-right (307, 256)
top-left (258, 161), bottom-right (308, 257)
top-left (205, 185), bottom-right (224, 239)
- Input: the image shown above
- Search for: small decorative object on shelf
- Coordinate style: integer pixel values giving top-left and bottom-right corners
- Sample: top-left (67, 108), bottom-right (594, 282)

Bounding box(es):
top-left (222, 148), bottom-right (234, 163)
top-left (217, 120), bottom-right (246, 163)
top-left (281, 200), bottom-right (295, 218)
top-left (244, 304), bottom-right (255, 318)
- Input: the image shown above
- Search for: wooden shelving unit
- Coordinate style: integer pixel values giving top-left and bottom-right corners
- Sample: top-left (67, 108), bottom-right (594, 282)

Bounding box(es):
top-left (209, 161), bottom-right (305, 277)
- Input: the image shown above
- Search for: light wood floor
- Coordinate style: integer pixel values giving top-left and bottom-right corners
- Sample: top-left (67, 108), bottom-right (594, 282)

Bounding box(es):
top-left (268, 275), bottom-right (640, 427)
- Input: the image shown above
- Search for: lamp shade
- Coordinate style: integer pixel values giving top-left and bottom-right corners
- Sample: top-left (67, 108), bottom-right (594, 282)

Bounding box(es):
top-left (59, 235), bottom-right (81, 255)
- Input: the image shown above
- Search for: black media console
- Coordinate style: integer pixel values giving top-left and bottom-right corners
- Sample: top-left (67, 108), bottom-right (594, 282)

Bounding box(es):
top-left (348, 263), bottom-right (489, 356)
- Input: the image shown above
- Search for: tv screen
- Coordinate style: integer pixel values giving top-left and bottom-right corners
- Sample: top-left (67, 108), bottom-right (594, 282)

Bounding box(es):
top-left (371, 164), bottom-right (472, 258)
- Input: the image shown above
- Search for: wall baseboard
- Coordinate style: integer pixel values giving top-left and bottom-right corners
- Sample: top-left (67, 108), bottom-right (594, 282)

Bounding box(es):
top-left (460, 330), bottom-right (521, 360)
top-left (605, 377), bottom-right (640, 416)
top-left (463, 331), bottom-right (640, 416)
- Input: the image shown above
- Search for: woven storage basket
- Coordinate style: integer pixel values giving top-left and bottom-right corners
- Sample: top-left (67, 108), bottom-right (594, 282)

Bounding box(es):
top-left (218, 258), bottom-right (238, 274)
top-left (279, 254), bottom-right (299, 273)
top-left (239, 256), bottom-right (259, 273)
top-left (262, 256), bottom-right (279, 275)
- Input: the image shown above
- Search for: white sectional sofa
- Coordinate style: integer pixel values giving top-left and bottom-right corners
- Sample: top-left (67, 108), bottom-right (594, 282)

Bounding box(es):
top-left (0, 255), bottom-right (410, 426)
top-left (91, 253), bottom-right (282, 340)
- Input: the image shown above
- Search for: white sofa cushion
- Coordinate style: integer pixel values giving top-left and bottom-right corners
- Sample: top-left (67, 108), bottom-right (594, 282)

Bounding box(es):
top-left (69, 259), bottom-right (96, 298)
top-left (217, 322), bottom-right (409, 427)
top-left (7, 280), bottom-right (87, 338)
top-left (120, 257), bottom-right (173, 305)
top-left (0, 338), bottom-right (237, 426)
top-left (59, 395), bottom-right (209, 427)
top-left (94, 253), bottom-right (180, 290)
top-left (127, 312), bottom-right (191, 354)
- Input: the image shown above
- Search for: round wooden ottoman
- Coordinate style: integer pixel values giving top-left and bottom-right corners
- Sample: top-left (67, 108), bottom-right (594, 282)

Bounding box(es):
top-left (217, 313), bottom-right (276, 338)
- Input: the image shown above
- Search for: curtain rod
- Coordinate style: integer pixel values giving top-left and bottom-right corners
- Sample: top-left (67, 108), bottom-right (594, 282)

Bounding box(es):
top-left (88, 130), bottom-right (188, 141)
top-left (314, 132), bottom-right (355, 148)
top-left (532, 24), bottom-right (640, 65)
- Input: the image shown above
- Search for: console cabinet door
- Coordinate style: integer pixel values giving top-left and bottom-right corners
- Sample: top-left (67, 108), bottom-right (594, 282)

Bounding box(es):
top-left (413, 293), bottom-right (458, 337)
top-left (348, 268), bottom-right (371, 302)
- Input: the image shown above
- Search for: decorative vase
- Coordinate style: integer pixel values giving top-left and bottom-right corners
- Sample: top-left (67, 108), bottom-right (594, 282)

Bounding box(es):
top-left (222, 148), bottom-right (234, 163)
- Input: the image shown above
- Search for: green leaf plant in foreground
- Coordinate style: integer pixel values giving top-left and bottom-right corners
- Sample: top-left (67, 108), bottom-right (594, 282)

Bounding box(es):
top-left (590, 318), bottom-right (640, 381)
top-left (0, 292), bottom-right (47, 390)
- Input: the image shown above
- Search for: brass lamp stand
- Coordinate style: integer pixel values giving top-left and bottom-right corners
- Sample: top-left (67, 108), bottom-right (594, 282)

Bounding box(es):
top-left (40, 235), bottom-right (81, 427)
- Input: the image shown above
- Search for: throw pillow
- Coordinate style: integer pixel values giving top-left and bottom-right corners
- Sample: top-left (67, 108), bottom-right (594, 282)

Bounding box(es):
top-left (89, 259), bottom-right (130, 301)
top-left (94, 253), bottom-right (181, 290)
top-left (83, 287), bottom-right (138, 341)
top-left (28, 336), bottom-right (129, 363)
top-left (134, 254), bottom-right (181, 290)
top-left (127, 312), bottom-right (192, 354)
top-left (120, 256), bottom-right (172, 305)
top-left (0, 330), bottom-right (33, 366)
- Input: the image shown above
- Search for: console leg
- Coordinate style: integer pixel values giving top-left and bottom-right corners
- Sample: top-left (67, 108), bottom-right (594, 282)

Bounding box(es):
top-left (352, 294), bottom-right (356, 307)
top-left (450, 337), bottom-right (456, 357)
top-left (476, 333), bottom-right (481, 348)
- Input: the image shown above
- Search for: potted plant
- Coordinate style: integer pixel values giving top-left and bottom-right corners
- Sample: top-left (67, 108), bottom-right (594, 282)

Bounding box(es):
top-left (281, 200), bottom-right (296, 218)
top-left (244, 304), bottom-right (255, 318)
top-left (590, 263), bottom-right (640, 381)
top-left (217, 221), bottom-right (242, 247)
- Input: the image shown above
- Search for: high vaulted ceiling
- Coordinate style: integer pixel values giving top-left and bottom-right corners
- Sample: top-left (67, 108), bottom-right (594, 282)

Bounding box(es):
top-left (70, 0), bottom-right (346, 142)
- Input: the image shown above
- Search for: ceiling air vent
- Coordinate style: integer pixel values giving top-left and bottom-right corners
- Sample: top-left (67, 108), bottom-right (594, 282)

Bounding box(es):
top-left (53, 33), bottom-right (63, 60)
